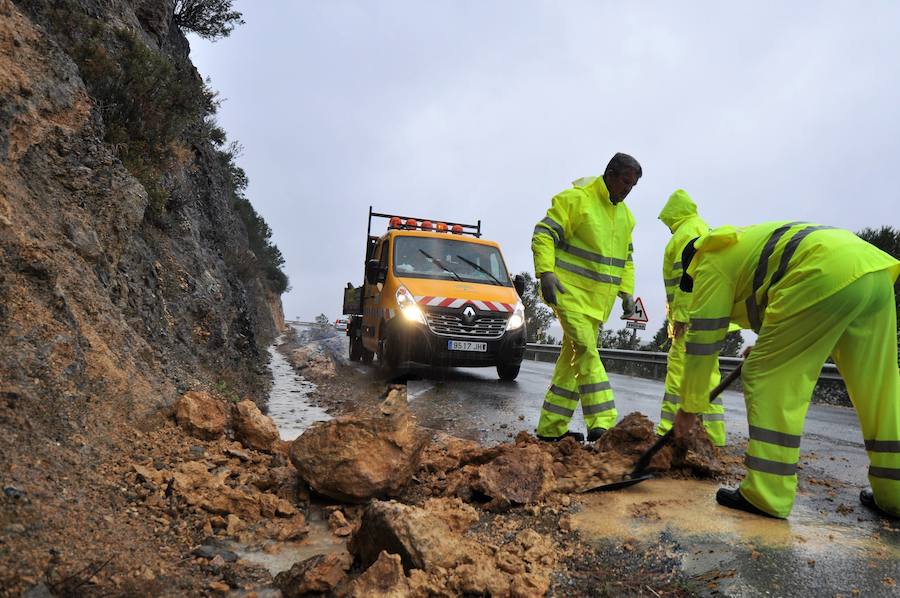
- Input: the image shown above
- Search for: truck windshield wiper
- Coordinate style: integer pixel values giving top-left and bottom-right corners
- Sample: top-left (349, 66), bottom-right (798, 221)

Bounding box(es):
top-left (418, 249), bottom-right (462, 281)
top-left (455, 255), bottom-right (504, 286)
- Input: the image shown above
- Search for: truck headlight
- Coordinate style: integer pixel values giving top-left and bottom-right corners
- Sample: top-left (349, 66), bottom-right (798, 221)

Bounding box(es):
top-left (506, 302), bottom-right (525, 331)
top-left (396, 286), bottom-right (425, 324)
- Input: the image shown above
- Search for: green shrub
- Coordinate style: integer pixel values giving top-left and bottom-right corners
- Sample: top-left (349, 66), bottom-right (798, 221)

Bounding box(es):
top-left (174, 0), bottom-right (244, 41)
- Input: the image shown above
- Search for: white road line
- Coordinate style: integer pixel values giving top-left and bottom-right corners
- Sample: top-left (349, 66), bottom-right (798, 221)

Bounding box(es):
top-left (408, 381), bottom-right (437, 401)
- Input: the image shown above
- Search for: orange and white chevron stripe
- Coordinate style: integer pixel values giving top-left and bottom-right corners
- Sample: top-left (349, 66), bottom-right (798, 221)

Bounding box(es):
top-left (414, 296), bottom-right (513, 312)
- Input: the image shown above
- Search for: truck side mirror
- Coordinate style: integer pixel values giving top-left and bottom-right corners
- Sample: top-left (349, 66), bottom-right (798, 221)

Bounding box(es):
top-left (365, 259), bottom-right (380, 285)
top-left (513, 274), bottom-right (526, 297)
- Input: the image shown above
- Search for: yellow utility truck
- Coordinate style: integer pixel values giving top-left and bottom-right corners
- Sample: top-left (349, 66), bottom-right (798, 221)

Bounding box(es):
top-left (343, 208), bottom-right (527, 380)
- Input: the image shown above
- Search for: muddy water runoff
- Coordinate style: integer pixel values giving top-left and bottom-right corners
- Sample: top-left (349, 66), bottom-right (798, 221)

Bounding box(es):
top-left (574, 478), bottom-right (899, 595)
top-left (228, 337), bottom-right (344, 578)
top-left (264, 337), bottom-right (330, 441)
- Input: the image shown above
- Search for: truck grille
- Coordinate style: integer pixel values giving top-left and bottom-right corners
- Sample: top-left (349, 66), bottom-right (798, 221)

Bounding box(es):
top-left (425, 312), bottom-right (508, 339)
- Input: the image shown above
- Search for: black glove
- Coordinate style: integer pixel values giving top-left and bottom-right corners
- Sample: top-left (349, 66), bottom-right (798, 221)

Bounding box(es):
top-left (539, 272), bottom-right (566, 306)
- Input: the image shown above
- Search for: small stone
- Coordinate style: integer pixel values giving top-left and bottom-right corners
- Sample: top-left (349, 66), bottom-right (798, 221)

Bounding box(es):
top-left (208, 581), bottom-right (230, 593)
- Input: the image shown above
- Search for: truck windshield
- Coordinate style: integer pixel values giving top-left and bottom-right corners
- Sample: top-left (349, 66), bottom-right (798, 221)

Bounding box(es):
top-left (393, 236), bottom-right (512, 286)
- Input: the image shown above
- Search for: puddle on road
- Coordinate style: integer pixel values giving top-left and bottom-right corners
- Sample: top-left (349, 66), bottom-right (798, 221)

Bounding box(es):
top-left (232, 507), bottom-right (348, 576)
top-left (572, 478), bottom-right (898, 558)
top-left (266, 338), bottom-right (331, 441)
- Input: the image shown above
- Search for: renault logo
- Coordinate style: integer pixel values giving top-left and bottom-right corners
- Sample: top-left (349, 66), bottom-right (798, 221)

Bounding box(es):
top-left (462, 306), bottom-right (476, 324)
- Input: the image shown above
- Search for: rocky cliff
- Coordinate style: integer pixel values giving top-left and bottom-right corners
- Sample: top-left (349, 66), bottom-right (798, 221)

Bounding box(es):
top-left (0, 0), bottom-right (287, 588)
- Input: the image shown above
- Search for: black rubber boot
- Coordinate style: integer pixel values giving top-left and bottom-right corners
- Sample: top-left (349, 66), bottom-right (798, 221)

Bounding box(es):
top-left (587, 428), bottom-right (607, 442)
top-left (860, 488), bottom-right (898, 519)
top-left (537, 431), bottom-right (585, 443)
top-left (715, 487), bottom-right (778, 518)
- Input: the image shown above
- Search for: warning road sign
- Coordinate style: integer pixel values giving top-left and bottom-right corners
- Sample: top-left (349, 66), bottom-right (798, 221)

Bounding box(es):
top-left (623, 297), bottom-right (649, 323)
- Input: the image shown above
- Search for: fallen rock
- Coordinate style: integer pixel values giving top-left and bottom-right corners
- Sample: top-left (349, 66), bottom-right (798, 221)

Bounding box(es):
top-left (473, 443), bottom-right (556, 506)
top-left (348, 500), bottom-right (470, 572)
top-left (266, 513), bottom-right (309, 541)
top-left (274, 552), bottom-right (351, 597)
top-left (348, 551), bottom-right (411, 598)
top-left (193, 545), bottom-right (238, 562)
top-left (174, 391), bottom-right (228, 439)
top-left (232, 399), bottom-right (279, 452)
top-left (289, 347), bottom-right (337, 379)
top-left (421, 497), bottom-right (479, 533)
top-left (290, 389), bottom-right (429, 502)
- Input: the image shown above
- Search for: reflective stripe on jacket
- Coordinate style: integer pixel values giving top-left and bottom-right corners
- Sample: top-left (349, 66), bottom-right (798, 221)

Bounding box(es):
top-left (532, 175), bottom-right (635, 321)
top-left (679, 221), bottom-right (900, 412)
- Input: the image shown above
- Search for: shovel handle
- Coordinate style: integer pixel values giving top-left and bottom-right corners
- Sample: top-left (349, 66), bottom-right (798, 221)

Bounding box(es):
top-left (630, 362), bottom-right (743, 476)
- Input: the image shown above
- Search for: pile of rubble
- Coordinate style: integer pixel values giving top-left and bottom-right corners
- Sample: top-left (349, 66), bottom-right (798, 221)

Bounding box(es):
top-left (157, 385), bottom-right (725, 596)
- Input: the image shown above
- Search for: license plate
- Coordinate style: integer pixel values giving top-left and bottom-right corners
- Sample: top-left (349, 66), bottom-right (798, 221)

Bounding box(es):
top-left (447, 340), bottom-right (487, 352)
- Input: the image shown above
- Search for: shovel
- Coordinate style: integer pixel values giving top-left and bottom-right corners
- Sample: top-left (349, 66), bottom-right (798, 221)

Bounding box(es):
top-left (590, 362), bottom-right (743, 492)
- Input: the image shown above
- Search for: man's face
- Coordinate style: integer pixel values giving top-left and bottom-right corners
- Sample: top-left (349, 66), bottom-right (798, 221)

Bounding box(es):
top-left (606, 169), bottom-right (640, 204)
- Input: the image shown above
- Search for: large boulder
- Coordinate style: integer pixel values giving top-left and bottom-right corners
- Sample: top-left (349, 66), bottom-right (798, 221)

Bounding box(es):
top-left (232, 399), bottom-right (279, 451)
top-left (174, 391), bottom-right (228, 439)
top-left (348, 500), bottom-right (470, 572)
top-left (289, 389), bottom-right (429, 502)
top-left (350, 501), bottom-right (556, 597)
top-left (473, 443), bottom-right (556, 506)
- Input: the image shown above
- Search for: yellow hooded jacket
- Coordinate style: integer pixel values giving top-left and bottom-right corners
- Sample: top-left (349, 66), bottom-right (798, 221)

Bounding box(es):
top-left (658, 190), bottom-right (710, 324)
top-left (532, 176), bottom-right (635, 321)
top-left (680, 221), bottom-right (900, 412)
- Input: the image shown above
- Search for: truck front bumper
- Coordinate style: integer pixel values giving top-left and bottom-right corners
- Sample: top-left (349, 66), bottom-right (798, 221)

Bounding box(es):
top-left (386, 319), bottom-right (526, 368)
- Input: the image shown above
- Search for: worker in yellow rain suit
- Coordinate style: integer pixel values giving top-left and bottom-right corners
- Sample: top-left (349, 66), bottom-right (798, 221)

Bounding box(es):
top-left (531, 153), bottom-right (641, 442)
top-left (656, 190), bottom-right (726, 446)
top-left (673, 222), bottom-right (900, 519)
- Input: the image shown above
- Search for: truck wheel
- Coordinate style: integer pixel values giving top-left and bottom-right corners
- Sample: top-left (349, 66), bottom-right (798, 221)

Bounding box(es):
top-left (497, 362), bottom-right (520, 381)
top-left (378, 331), bottom-right (403, 372)
top-left (361, 347), bottom-right (374, 364)
top-left (349, 335), bottom-right (362, 361)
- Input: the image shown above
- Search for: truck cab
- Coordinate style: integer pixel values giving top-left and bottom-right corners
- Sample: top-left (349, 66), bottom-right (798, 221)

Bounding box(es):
top-left (344, 209), bottom-right (526, 380)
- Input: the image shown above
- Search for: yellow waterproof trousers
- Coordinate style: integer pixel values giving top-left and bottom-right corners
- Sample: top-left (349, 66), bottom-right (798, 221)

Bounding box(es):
top-left (657, 334), bottom-right (727, 446)
top-left (537, 310), bottom-right (617, 437)
top-left (740, 269), bottom-right (900, 518)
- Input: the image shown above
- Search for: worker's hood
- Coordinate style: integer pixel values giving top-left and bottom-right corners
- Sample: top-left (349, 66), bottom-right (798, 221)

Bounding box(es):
top-left (395, 276), bottom-right (520, 307)
top-left (658, 189), bottom-right (697, 231)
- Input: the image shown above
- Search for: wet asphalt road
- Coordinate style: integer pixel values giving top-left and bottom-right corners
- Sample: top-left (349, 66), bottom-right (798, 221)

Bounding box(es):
top-left (402, 360), bottom-right (900, 597)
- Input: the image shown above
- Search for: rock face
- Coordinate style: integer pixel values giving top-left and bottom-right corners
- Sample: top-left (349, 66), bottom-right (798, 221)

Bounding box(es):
top-left (174, 392), bottom-right (228, 439)
top-left (289, 389), bottom-right (429, 502)
top-left (232, 399), bottom-right (279, 451)
top-left (274, 552), bottom-right (351, 597)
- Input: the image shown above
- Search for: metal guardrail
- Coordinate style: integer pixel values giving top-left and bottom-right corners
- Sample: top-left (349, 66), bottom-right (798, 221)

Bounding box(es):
top-left (524, 344), bottom-right (844, 382)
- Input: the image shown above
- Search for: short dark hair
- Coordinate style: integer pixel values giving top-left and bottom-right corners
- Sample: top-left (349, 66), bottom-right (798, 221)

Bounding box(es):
top-left (605, 153), bottom-right (642, 178)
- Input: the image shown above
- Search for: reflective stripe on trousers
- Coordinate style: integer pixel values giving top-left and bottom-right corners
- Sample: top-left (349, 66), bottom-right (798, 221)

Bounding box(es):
top-left (739, 269), bottom-right (900, 518)
top-left (538, 310), bottom-right (617, 437)
top-left (656, 334), bottom-right (727, 446)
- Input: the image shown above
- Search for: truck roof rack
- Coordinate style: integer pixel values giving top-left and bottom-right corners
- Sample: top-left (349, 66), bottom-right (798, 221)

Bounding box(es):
top-left (367, 206), bottom-right (481, 238)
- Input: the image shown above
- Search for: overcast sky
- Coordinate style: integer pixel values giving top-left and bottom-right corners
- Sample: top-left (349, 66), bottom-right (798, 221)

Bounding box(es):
top-left (188, 1), bottom-right (900, 339)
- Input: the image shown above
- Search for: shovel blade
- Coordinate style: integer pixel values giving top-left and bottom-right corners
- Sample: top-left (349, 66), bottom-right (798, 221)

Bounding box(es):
top-left (586, 473), bottom-right (654, 492)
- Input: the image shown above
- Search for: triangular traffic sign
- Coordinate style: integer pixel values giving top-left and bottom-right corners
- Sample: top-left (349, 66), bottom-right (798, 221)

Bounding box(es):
top-left (624, 297), bottom-right (649, 323)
